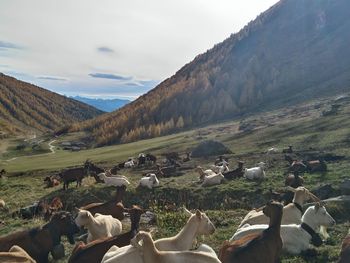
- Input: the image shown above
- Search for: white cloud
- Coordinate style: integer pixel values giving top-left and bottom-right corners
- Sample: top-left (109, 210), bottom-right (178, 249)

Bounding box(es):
top-left (0, 0), bottom-right (279, 99)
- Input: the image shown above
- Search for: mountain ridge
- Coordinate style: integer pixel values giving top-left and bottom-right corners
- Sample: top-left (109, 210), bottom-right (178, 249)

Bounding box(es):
top-left (71, 96), bottom-right (130, 112)
top-left (0, 73), bottom-right (103, 135)
top-left (75, 0), bottom-right (350, 146)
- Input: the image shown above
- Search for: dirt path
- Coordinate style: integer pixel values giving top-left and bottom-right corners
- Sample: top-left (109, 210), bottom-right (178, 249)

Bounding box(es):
top-left (48, 139), bottom-right (56, 154)
top-left (3, 139), bottom-right (56, 163)
top-left (6, 157), bottom-right (17, 162)
top-left (24, 133), bottom-right (37, 142)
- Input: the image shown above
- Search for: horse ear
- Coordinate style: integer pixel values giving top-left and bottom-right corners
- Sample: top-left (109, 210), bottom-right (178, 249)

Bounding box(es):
top-left (195, 209), bottom-right (202, 219)
top-left (74, 207), bottom-right (80, 213)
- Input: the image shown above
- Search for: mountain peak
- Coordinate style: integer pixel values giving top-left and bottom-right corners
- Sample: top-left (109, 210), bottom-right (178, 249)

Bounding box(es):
top-left (77, 0), bottom-right (350, 146)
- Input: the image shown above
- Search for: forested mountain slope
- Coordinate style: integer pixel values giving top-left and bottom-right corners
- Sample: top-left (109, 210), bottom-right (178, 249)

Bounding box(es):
top-left (76, 0), bottom-right (350, 146)
top-left (0, 73), bottom-right (103, 134)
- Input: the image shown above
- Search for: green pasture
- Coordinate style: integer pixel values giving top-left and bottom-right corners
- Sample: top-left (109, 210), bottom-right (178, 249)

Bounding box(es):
top-left (0, 97), bottom-right (349, 262)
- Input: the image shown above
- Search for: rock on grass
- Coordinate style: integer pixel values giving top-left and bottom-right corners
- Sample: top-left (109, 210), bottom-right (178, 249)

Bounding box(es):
top-left (191, 140), bottom-right (232, 158)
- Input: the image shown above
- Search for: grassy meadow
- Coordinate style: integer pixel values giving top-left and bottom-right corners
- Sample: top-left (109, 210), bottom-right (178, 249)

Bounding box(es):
top-left (0, 95), bottom-right (350, 262)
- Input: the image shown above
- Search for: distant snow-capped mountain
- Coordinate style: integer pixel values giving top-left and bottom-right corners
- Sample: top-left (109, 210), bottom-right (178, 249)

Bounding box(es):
top-left (71, 96), bottom-right (130, 112)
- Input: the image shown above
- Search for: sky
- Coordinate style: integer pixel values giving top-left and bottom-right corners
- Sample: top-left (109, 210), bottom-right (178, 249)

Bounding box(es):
top-left (0, 0), bottom-right (279, 100)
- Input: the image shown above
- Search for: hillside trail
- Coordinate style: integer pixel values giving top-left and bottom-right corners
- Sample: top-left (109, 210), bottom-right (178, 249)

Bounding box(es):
top-left (24, 133), bottom-right (37, 142)
top-left (48, 139), bottom-right (56, 154)
top-left (3, 138), bottom-right (56, 163)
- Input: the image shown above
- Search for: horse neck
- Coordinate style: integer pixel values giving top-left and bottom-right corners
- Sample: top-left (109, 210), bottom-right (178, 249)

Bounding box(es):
top-left (173, 215), bottom-right (199, 249)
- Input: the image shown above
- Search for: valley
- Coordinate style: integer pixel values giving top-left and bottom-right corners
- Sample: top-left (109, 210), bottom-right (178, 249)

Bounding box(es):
top-left (1, 0), bottom-right (350, 262)
top-left (0, 73), bottom-right (103, 137)
top-left (1, 93), bottom-right (349, 262)
top-left (71, 0), bottom-right (350, 147)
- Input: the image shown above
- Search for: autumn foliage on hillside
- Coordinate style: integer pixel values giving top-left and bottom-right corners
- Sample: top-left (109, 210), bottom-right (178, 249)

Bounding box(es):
top-left (0, 73), bottom-right (103, 134)
top-left (78, 0), bottom-right (350, 146)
